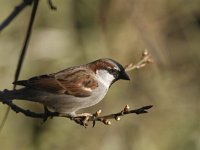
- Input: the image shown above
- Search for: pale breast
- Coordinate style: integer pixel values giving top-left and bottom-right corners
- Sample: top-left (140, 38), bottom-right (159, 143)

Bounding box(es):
top-left (42, 81), bottom-right (108, 114)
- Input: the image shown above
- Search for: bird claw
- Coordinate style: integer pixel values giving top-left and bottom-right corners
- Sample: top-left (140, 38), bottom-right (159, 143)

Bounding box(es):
top-left (92, 109), bottom-right (102, 127)
top-left (71, 113), bottom-right (92, 127)
top-left (74, 118), bottom-right (88, 127)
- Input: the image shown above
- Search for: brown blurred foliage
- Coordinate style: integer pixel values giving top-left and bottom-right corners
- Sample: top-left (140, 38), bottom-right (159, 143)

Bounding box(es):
top-left (0, 0), bottom-right (200, 150)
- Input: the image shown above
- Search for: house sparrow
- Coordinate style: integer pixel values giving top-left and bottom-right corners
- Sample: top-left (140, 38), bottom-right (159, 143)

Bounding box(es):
top-left (0, 59), bottom-right (130, 117)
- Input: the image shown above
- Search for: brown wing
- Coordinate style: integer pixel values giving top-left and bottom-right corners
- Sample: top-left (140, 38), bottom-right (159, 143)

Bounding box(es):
top-left (13, 68), bottom-right (98, 97)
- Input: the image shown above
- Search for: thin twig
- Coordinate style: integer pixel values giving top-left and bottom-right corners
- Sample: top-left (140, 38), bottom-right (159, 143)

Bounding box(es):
top-left (0, 0), bottom-right (33, 31)
top-left (0, 0), bottom-right (39, 131)
top-left (124, 50), bottom-right (154, 72)
top-left (0, 99), bottom-right (152, 127)
top-left (70, 105), bottom-right (153, 127)
top-left (14, 0), bottom-right (39, 86)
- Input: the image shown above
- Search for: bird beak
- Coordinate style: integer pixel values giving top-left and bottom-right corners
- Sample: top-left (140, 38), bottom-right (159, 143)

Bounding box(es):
top-left (120, 71), bottom-right (130, 80)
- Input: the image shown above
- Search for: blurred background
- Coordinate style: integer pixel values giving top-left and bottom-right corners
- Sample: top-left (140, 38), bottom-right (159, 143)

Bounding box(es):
top-left (0, 0), bottom-right (200, 150)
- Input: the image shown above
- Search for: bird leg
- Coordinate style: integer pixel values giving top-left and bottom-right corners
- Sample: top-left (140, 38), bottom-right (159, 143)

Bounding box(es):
top-left (43, 105), bottom-right (53, 122)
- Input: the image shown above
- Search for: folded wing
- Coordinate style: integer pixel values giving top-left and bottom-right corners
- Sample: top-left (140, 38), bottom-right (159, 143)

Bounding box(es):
top-left (13, 69), bottom-right (98, 97)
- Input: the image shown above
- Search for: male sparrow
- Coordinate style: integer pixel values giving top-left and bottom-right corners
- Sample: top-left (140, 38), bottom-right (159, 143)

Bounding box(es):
top-left (0, 59), bottom-right (130, 117)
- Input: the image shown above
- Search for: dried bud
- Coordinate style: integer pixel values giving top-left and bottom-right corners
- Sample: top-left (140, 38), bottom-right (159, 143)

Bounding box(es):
top-left (107, 121), bottom-right (111, 125)
top-left (115, 116), bottom-right (121, 121)
top-left (124, 105), bottom-right (130, 112)
top-left (142, 50), bottom-right (149, 57)
top-left (95, 109), bottom-right (102, 117)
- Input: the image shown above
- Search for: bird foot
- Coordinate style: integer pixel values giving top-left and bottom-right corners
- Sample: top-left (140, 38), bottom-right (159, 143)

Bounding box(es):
top-left (71, 113), bottom-right (93, 127)
top-left (43, 106), bottom-right (53, 122)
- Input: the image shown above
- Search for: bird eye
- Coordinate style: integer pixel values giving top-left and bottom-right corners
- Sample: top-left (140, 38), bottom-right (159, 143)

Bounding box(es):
top-left (108, 68), bottom-right (118, 74)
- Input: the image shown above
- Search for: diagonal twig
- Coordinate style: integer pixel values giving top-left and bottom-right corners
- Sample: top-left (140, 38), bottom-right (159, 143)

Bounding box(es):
top-left (70, 105), bottom-right (153, 127)
top-left (0, 0), bottom-right (33, 32)
top-left (0, 0), bottom-right (57, 31)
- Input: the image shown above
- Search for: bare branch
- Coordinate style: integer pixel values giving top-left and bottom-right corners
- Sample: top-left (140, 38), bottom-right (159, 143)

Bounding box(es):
top-left (124, 50), bottom-right (154, 72)
top-left (0, 0), bottom-right (33, 31)
top-left (0, 0), bottom-right (57, 32)
top-left (77, 105), bottom-right (153, 127)
top-left (0, 98), bottom-right (152, 127)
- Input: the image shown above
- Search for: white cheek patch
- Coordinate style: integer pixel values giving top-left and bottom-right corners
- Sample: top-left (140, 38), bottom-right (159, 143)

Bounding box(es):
top-left (96, 70), bottom-right (115, 88)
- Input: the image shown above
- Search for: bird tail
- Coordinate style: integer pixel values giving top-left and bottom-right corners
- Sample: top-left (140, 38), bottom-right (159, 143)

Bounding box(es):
top-left (0, 88), bottom-right (44, 102)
